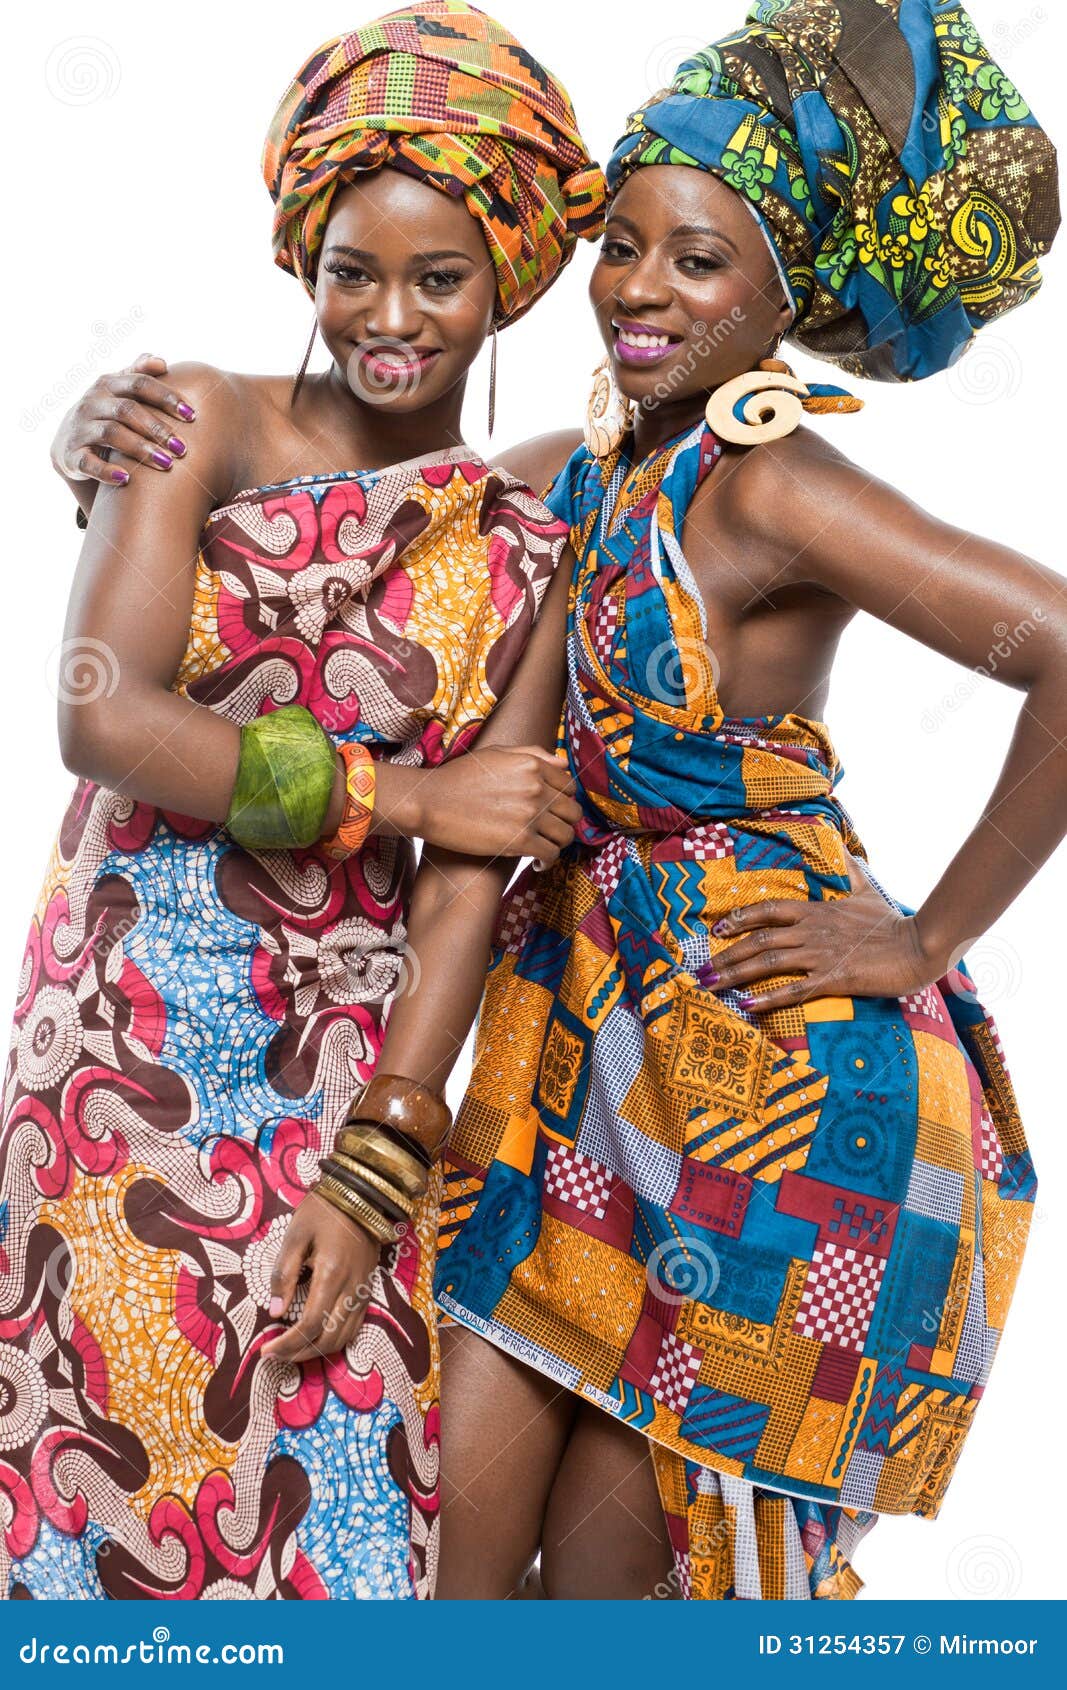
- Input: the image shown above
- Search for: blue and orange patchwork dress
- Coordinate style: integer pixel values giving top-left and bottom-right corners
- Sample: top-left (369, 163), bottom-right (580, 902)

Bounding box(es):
top-left (436, 420), bottom-right (1038, 1600)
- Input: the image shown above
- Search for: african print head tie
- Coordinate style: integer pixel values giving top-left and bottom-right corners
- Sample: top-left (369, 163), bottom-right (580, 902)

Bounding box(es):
top-left (609, 0), bottom-right (1060, 381)
top-left (263, 0), bottom-right (606, 327)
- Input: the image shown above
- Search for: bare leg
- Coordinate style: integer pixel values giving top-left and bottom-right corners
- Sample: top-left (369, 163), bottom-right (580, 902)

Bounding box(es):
top-left (540, 1402), bottom-right (678, 1600)
top-left (436, 1324), bottom-right (577, 1599)
top-left (511, 1564), bottom-right (547, 1599)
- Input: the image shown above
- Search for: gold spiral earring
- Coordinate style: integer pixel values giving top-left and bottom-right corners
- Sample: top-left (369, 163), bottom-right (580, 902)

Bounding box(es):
top-left (704, 356), bottom-right (810, 446)
top-left (584, 358), bottom-right (636, 458)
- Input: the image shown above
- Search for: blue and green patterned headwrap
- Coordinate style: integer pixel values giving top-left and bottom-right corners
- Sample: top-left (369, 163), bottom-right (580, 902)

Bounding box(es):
top-left (608, 0), bottom-right (1059, 381)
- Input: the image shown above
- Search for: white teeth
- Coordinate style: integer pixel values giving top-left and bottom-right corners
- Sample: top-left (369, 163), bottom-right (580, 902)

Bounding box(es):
top-left (617, 328), bottom-right (671, 348)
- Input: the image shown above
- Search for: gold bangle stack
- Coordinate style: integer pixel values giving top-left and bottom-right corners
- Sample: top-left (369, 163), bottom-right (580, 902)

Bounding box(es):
top-left (335, 1123), bottom-right (431, 1199)
top-left (311, 1073), bottom-right (451, 1242)
top-left (312, 1172), bottom-right (400, 1244)
top-left (330, 1151), bottom-right (417, 1218)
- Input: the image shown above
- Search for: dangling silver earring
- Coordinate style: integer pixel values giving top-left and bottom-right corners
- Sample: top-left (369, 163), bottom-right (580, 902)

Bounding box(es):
top-left (487, 326), bottom-right (498, 437)
top-left (290, 313), bottom-right (318, 408)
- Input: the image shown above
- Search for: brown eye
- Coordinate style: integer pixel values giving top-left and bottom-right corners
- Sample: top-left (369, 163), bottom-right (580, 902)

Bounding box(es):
top-left (420, 269), bottom-right (464, 292)
top-left (678, 252), bottom-right (722, 274)
top-left (324, 262), bottom-right (370, 286)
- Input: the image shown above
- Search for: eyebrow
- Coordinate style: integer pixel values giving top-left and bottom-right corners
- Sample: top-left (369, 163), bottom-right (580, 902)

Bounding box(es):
top-left (323, 244), bottom-right (477, 264)
top-left (606, 214), bottom-right (741, 255)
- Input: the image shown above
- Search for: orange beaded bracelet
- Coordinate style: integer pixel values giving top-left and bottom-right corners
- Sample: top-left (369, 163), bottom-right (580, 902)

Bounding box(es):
top-left (321, 742), bottom-right (376, 862)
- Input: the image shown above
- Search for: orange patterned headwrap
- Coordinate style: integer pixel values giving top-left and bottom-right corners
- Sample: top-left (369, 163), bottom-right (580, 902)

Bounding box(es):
top-left (262, 1), bottom-right (606, 326)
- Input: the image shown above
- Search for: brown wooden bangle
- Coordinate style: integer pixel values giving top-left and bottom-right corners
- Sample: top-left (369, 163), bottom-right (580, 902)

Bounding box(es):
top-left (346, 1073), bottom-right (452, 1157)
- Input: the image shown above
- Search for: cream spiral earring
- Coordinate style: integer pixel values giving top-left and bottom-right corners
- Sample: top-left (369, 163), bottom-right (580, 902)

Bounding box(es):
top-left (583, 358), bottom-right (636, 457)
top-left (704, 356), bottom-right (809, 446)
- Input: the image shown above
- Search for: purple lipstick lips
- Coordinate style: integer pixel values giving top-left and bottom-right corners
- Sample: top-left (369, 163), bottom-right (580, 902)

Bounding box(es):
top-left (612, 317), bottom-right (683, 367)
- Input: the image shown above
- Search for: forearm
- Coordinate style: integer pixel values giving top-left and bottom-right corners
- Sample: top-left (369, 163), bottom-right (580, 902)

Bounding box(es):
top-left (915, 671), bottom-right (1067, 969)
top-left (371, 762), bottom-right (430, 840)
top-left (62, 685), bottom-right (352, 836)
top-left (372, 847), bottom-right (512, 1095)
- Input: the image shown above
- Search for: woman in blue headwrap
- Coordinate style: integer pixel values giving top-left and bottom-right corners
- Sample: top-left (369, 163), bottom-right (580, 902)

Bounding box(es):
top-left (50, 1), bottom-right (1066, 1602)
top-left (431, 0), bottom-right (1066, 1600)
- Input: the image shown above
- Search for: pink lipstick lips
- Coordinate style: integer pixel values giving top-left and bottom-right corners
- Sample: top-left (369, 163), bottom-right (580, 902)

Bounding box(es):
top-left (612, 318), bottom-right (683, 367)
top-left (356, 344), bottom-right (442, 389)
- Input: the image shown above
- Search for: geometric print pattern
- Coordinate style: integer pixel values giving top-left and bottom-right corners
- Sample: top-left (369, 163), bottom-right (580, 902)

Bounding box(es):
top-left (649, 1333), bottom-right (704, 1416)
top-left (544, 1142), bottom-right (613, 1218)
top-left (794, 1243), bottom-right (884, 1353)
top-left (437, 421), bottom-right (1038, 1607)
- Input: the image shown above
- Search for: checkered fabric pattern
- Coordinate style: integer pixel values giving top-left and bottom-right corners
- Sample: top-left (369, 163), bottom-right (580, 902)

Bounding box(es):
top-left (544, 1143), bottom-right (613, 1218)
top-left (795, 1243), bottom-right (885, 1353)
top-left (649, 1332), bottom-right (704, 1416)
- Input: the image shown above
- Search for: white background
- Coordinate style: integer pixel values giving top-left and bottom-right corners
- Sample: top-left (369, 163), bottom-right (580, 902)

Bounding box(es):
top-left (4, 0), bottom-right (1063, 1600)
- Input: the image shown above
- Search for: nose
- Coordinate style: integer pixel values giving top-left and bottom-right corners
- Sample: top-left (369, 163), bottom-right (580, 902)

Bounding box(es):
top-left (363, 281), bottom-right (424, 344)
top-left (612, 246), bottom-right (673, 316)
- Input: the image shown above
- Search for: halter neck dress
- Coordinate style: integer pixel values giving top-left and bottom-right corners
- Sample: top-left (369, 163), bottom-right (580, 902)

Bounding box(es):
top-left (437, 419), bottom-right (1037, 1600)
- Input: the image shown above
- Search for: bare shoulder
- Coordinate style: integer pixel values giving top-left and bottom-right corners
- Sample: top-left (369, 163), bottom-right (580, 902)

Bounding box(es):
top-left (164, 366), bottom-right (279, 498)
top-left (700, 423), bottom-right (889, 562)
top-left (491, 429), bottom-right (584, 500)
top-left (161, 362), bottom-right (247, 422)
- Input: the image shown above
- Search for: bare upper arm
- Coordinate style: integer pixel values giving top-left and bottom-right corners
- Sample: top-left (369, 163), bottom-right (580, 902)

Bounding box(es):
top-left (720, 429), bottom-right (1067, 683)
top-left (492, 430), bottom-right (583, 501)
top-left (58, 364), bottom-right (247, 754)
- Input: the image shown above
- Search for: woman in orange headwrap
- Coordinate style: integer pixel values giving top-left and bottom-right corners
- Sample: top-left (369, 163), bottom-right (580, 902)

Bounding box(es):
top-left (44, 0), bottom-right (1066, 1610)
top-left (1, 2), bottom-right (604, 1601)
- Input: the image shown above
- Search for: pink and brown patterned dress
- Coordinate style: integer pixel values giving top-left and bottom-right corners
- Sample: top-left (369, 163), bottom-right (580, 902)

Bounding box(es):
top-left (0, 446), bottom-right (566, 1600)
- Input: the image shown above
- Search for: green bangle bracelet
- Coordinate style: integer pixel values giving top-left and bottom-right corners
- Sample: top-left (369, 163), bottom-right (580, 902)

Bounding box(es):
top-left (226, 705), bottom-right (337, 850)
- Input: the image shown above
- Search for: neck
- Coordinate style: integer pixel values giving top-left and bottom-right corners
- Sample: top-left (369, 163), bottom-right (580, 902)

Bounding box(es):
top-left (294, 365), bottom-right (470, 471)
top-left (631, 390), bottom-right (707, 460)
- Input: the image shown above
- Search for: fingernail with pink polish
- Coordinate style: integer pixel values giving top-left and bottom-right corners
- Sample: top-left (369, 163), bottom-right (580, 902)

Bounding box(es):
top-left (111, 468), bottom-right (129, 484)
top-left (705, 969), bottom-right (720, 984)
top-left (269, 1297), bottom-right (284, 1317)
top-left (167, 436), bottom-right (186, 456)
top-left (739, 995), bottom-right (757, 1009)
top-left (713, 920), bottom-right (729, 936)
top-left (177, 403), bottom-right (196, 421)
top-left (150, 450), bottom-right (172, 469)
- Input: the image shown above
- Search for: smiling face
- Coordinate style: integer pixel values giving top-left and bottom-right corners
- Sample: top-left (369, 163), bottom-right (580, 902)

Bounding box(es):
top-left (314, 168), bottom-right (499, 416)
top-left (590, 165), bottom-right (794, 433)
